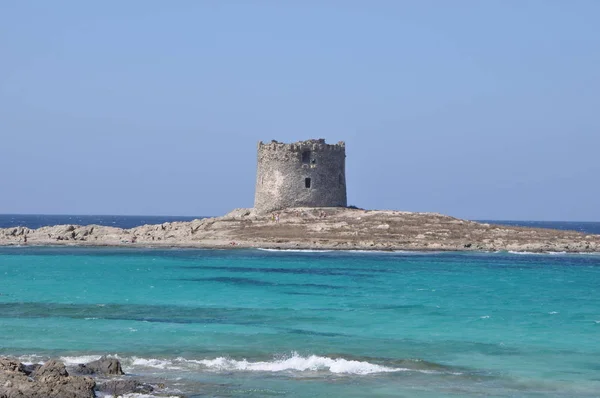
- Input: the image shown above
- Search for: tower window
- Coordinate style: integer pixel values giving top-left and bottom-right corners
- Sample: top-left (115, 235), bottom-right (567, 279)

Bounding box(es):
top-left (302, 151), bottom-right (311, 164)
top-left (305, 178), bottom-right (311, 188)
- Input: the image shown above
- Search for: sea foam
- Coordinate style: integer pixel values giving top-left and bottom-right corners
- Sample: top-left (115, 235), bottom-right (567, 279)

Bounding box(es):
top-left (507, 251), bottom-right (568, 255)
top-left (122, 353), bottom-right (410, 375)
top-left (20, 353), bottom-right (411, 375)
top-left (257, 248), bottom-right (442, 255)
top-left (17, 352), bottom-right (451, 375)
top-left (130, 357), bottom-right (183, 370)
top-left (257, 248), bottom-right (334, 253)
top-left (60, 355), bottom-right (106, 365)
top-left (99, 394), bottom-right (180, 398)
top-left (191, 353), bottom-right (405, 374)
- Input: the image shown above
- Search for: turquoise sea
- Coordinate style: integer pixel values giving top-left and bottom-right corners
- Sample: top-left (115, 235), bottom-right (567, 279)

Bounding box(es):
top-left (1, 247), bottom-right (599, 397)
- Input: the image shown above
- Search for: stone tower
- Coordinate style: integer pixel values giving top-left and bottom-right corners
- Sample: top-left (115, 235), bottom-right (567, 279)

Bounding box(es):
top-left (254, 139), bottom-right (347, 213)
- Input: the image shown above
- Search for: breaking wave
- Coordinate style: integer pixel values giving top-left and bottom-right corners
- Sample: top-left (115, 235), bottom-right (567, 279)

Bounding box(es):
top-left (98, 394), bottom-right (180, 398)
top-left (189, 353), bottom-right (406, 374)
top-left (507, 251), bottom-right (568, 255)
top-left (60, 354), bottom-right (107, 365)
top-left (17, 353), bottom-right (439, 375)
top-left (257, 248), bottom-right (443, 255)
top-left (11, 352), bottom-right (466, 376)
top-left (257, 248), bottom-right (334, 253)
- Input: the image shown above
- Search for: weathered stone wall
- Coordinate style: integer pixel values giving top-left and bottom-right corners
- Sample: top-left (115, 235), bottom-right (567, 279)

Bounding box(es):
top-left (254, 139), bottom-right (347, 213)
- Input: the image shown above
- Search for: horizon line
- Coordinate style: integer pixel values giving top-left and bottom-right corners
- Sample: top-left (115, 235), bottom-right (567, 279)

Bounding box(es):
top-left (0, 213), bottom-right (598, 224)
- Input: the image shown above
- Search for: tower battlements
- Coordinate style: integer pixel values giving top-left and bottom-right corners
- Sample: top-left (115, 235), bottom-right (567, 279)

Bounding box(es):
top-left (254, 139), bottom-right (347, 213)
top-left (258, 139), bottom-right (345, 153)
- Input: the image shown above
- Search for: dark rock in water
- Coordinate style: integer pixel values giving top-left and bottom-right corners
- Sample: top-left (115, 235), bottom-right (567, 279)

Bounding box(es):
top-left (75, 364), bottom-right (94, 375)
top-left (96, 379), bottom-right (154, 395)
top-left (0, 357), bottom-right (95, 398)
top-left (22, 363), bottom-right (41, 376)
top-left (77, 355), bottom-right (124, 376)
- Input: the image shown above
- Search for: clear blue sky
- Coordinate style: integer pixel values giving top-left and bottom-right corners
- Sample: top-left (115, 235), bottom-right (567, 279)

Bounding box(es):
top-left (1, 1), bottom-right (598, 220)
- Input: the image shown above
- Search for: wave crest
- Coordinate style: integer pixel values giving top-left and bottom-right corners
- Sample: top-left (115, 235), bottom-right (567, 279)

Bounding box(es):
top-left (17, 352), bottom-right (447, 376)
top-left (191, 352), bottom-right (405, 375)
top-left (257, 248), bottom-right (334, 253)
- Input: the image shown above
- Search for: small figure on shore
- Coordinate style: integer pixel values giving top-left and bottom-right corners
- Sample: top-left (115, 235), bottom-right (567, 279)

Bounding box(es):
top-left (275, 213), bottom-right (280, 223)
top-left (23, 235), bottom-right (27, 244)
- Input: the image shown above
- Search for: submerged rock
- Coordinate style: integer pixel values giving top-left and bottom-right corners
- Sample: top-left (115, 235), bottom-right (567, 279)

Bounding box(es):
top-left (96, 378), bottom-right (154, 395)
top-left (21, 363), bottom-right (41, 376)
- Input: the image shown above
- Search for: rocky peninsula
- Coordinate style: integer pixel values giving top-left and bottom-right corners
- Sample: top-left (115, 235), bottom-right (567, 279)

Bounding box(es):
top-left (1, 207), bottom-right (599, 253)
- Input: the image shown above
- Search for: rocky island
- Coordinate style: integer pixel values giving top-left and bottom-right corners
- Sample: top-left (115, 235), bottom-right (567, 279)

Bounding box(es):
top-left (3, 140), bottom-right (598, 253)
top-left (1, 207), bottom-right (599, 253)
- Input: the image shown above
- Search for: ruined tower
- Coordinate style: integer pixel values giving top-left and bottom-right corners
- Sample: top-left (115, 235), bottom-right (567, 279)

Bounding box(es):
top-left (254, 139), bottom-right (347, 213)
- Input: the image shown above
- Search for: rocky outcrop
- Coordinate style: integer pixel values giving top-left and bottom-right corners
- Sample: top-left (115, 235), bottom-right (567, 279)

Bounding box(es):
top-left (1, 207), bottom-right (599, 253)
top-left (0, 358), bottom-right (95, 398)
top-left (0, 359), bottom-right (25, 374)
top-left (76, 356), bottom-right (124, 376)
top-left (0, 356), bottom-right (169, 398)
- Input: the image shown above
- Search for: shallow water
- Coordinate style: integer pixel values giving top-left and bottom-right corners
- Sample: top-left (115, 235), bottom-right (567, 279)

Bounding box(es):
top-left (1, 248), bottom-right (599, 397)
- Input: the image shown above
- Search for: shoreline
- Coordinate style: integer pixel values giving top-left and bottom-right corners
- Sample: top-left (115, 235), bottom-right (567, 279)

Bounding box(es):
top-left (2, 243), bottom-right (600, 256)
top-left (1, 207), bottom-right (600, 254)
